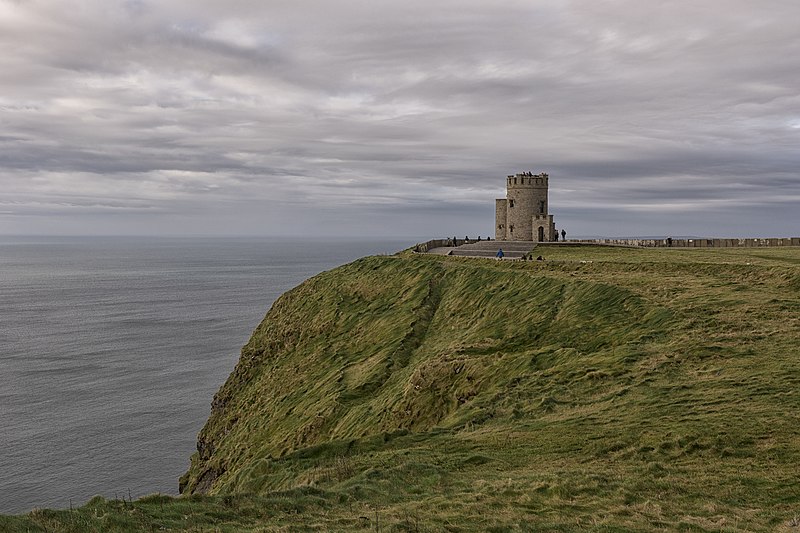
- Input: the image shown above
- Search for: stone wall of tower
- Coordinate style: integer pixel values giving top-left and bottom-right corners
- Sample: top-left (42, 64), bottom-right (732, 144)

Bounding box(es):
top-left (495, 199), bottom-right (508, 240)
top-left (532, 214), bottom-right (555, 242)
top-left (499, 172), bottom-right (550, 241)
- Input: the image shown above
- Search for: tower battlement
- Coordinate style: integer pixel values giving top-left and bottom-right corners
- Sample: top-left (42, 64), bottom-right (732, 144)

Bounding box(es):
top-left (496, 171), bottom-right (556, 242)
top-left (506, 172), bottom-right (549, 188)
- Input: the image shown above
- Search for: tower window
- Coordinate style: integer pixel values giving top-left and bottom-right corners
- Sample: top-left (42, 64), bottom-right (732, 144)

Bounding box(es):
top-left (509, 199), bottom-right (515, 208)
top-left (539, 200), bottom-right (545, 214)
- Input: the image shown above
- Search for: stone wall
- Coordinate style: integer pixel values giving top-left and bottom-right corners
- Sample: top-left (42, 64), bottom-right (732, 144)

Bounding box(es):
top-left (412, 237), bottom-right (800, 255)
top-left (570, 237), bottom-right (800, 248)
top-left (412, 238), bottom-right (485, 252)
top-left (495, 199), bottom-right (507, 240)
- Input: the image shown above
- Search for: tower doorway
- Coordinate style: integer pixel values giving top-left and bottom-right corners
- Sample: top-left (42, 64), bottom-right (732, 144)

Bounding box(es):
top-left (538, 226), bottom-right (544, 242)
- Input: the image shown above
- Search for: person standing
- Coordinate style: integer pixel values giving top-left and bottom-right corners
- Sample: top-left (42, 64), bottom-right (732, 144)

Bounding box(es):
top-left (561, 229), bottom-right (566, 241)
top-left (496, 248), bottom-right (504, 260)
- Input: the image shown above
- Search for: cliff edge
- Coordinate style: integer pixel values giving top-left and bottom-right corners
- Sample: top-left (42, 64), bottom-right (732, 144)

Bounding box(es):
top-left (173, 246), bottom-right (800, 529)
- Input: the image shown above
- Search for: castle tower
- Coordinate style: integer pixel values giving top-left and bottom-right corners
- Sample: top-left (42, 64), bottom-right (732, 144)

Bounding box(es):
top-left (495, 171), bottom-right (556, 242)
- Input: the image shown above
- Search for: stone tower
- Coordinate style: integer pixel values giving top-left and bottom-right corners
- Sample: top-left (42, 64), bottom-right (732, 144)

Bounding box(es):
top-left (495, 171), bottom-right (556, 242)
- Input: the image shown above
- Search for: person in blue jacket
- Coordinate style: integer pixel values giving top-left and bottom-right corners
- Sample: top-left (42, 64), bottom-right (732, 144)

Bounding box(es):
top-left (496, 248), bottom-right (504, 259)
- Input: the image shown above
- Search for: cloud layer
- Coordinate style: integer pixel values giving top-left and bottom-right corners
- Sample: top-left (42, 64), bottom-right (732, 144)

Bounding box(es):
top-left (2, 0), bottom-right (798, 237)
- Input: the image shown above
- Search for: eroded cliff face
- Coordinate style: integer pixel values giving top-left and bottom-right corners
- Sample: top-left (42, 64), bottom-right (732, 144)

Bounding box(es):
top-left (179, 251), bottom-right (674, 496)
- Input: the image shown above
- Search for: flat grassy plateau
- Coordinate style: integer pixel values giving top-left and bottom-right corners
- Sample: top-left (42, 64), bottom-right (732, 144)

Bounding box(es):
top-left (4, 246), bottom-right (800, 532)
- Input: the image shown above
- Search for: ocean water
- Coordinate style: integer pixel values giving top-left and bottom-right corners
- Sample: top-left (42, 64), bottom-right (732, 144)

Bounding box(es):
top-left (0, 236), bottom-right (412, 514)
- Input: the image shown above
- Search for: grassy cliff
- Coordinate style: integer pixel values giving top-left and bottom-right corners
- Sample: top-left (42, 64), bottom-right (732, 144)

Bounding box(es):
top-left (4, 246), bottom-right (800, 531)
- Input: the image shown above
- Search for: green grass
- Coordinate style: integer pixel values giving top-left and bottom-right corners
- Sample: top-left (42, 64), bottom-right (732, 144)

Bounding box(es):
top-left (5, 246), bottom-right (800, 531)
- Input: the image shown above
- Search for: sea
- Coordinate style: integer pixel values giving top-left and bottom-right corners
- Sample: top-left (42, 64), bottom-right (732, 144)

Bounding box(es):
top-left (0, 236), bottom-right (414, 514)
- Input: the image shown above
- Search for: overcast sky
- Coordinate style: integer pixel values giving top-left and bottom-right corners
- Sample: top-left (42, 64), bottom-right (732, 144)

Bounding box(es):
top-left (1, 0), bottom-right (798, 238)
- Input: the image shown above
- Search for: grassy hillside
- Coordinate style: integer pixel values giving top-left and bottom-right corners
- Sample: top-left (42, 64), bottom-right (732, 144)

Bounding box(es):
top-left (4, 245), bottom-right (800, 531)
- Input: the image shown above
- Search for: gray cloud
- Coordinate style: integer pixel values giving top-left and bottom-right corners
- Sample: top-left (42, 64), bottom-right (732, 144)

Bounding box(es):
top-left (1, 0), bottom-right (798, 237)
